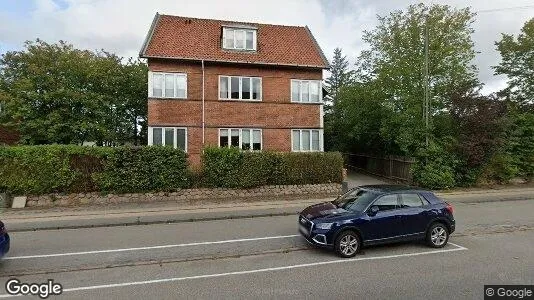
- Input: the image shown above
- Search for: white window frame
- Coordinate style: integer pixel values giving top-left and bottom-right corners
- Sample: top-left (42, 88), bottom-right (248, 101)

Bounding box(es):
top-left (148, 71), bottom-right (187, 99)
top-left (148, 126), bottom-right (188, 152)
top-left (218, 128), bottom-right (263, 151)
top-left (290, 79), bottom-right (323, 103)
top-left (222, 27), bottom-right (257, 51)
top-left (291, 129), bottom-right (324, 152)
top-left (218, 75), bottom-right (262, 101)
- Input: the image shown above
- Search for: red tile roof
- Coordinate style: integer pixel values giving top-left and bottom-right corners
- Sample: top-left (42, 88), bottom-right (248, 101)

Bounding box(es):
top-left (140, 14), bottom-right (329, 69)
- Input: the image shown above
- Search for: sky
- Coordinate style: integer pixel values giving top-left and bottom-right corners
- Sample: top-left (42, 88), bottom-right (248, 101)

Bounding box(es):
top-left (0, 0), bottom-right (533, 94)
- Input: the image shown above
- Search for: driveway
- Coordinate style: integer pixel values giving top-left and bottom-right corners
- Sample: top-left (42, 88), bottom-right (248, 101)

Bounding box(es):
top-left (346, 170), bottom-right (388, 188)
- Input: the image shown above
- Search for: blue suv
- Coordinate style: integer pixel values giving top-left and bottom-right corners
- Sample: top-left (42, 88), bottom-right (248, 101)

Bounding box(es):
top-left (299, 185), bottom-right (455, 257)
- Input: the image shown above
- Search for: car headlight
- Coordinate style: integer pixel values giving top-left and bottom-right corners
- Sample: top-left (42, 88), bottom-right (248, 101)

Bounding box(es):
top-left (315, 222), bottom-right (334, 230)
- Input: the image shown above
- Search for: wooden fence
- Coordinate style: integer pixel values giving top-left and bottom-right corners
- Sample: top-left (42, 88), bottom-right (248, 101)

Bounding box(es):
top-left (343, 153), bottom-right (415, 183)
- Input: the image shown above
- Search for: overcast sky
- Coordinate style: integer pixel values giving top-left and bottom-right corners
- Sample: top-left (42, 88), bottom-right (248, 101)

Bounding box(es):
top-left (1, 0), bottom-right (533, 93)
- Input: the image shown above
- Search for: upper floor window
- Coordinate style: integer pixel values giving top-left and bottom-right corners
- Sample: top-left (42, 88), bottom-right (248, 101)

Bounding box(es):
top-left (291, 80), bottom-right (322, 103)
top-left (219, 128), bottom-right (262, 151)
top-left (223, 27), bottom-right (257, 51)
top-left (219, 76), bottom-right (262, 101)
top-left (150, 72), bottom-right (187, 99)
top-left (149, 127), bottom-right (187, 152)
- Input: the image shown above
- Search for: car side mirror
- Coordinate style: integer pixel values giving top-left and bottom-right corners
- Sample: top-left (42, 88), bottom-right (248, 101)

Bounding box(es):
top-left (368, 206), bottom-right (379, 216)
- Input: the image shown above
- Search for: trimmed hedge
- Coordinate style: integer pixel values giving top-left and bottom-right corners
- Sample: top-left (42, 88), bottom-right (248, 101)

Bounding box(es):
top-left (0, 145), bottom-right (188, 195)
top-left (0, 145), bottom-right (343, 195)
top-left (201, 147), bottom-right (343, 188)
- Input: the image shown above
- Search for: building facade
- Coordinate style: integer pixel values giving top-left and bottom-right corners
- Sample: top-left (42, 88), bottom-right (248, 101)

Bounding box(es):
top-left (140, 14), bottom-right (329, 164)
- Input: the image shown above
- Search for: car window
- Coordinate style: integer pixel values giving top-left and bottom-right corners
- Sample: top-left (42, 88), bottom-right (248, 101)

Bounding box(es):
top-left (372, 194), bottom-right (399, 212)
top-left (336, 189), bottom-right (379, 212)
top-left (400, 193), bottom-right (424, 208)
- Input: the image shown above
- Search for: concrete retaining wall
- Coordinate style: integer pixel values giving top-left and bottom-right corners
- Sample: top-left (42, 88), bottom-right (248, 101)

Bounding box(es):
top-left (25, 183), bottom-right (342, 207)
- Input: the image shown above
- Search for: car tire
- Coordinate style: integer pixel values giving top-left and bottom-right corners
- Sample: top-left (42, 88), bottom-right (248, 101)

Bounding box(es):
top-left (334, 230), bottom-right (361, 258)
top-left (426, 223), bottom-right (449, 248)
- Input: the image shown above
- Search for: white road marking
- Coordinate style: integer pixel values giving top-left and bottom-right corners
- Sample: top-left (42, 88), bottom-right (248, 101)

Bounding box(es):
top-left (3, 234), bottom-right (301, 260)
top-left (448, 242), bottom-right (468, 250)
top-left (0, 243), bottom-right (467, 298)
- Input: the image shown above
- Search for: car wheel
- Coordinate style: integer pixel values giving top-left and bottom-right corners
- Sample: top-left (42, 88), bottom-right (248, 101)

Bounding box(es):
top-left (426, 223), bottom-right (449, 248)
top-left (334, 230), bottom-right (360, 258)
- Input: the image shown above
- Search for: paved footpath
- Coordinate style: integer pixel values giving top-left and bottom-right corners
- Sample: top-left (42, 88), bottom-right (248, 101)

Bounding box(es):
top-left (2, 185), bottom-right (533, 232)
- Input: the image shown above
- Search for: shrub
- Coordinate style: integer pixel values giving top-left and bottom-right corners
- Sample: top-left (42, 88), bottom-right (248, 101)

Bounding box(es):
top-left (0, 145), bottom-right (188, 195)
top-left (411, 143), bottom-right (457, 189)
top-left (478, 153), bottom-right (519, 184)
top-left (201, 147), bottom-right (343, 188)
top-left (93, 146), bottom-right (189, 193)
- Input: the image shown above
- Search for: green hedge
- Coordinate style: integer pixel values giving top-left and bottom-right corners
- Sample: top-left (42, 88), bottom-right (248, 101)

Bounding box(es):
top-left (0, 145), bottom-right (342, 195)
top-left (0, 145), bottom-right (188, 195)
top-left (201, 147), bottom-right (343, 188)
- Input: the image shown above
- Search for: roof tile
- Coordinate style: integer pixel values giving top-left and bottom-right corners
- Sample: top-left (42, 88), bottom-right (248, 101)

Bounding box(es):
top-left (140, 14), bottom-right (329, 69)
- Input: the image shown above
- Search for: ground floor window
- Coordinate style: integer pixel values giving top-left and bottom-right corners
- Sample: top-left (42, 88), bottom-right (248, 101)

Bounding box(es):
top-left (292, 129), bottom-right (323, 152)
top-left (219, 128), bottom-right (262, 150)
top-left (149, 127), bottom-right (187, 151)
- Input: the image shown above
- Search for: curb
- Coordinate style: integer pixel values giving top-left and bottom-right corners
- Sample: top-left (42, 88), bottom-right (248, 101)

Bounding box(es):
top-left (5, 193), bottom-right (534, 232)
top-left (6, 208), bottom-right (300, 233)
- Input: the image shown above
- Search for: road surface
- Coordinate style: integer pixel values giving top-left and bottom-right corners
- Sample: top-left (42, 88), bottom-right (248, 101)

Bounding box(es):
top-left (1, 199), bottom-right (533, 299)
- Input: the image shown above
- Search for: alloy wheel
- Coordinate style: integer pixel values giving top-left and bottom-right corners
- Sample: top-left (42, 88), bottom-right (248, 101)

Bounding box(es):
top-left (339, 234), bottom-right (358, 256)
top-left (431, 226), bottom-right (447, 246)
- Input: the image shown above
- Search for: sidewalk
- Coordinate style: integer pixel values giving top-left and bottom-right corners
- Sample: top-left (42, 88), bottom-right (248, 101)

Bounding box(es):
top-left (2, 186), bottom-right (533, 232)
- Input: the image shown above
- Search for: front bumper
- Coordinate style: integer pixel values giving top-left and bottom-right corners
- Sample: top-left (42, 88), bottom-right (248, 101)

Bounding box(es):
top-left (0, 233), bottom-right (10, 258)
top-left (298, 215), bottom-right (333, 248)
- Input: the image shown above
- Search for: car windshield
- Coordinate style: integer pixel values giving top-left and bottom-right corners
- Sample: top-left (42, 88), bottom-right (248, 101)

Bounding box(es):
top-left (334, 188), bottom-right (379, 212)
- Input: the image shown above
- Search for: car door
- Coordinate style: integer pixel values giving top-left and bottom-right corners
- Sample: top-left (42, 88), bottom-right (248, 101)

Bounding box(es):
top-left (397, 193), bottom-right (429, 236)
top-left (361, 194), bottom-right (401, 241)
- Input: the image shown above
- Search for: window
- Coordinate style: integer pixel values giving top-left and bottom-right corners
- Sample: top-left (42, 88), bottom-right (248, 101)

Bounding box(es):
top-left (219, 128), bottom-right (262, 151)
top-left (400, 193), bottom-right (425, 208)
top-left (150, 72), bottom-right (187, 99)
top-left (149, 127), bottom-right (187, 151)
top-left (372, 195), bottom-right (400, 212)
top-left (222, 27), bottom-right (257, 50)
top-left (219, 76), bottom-right (262, 101)
top-left (292, 129), bottom-right (323, 152)
top-left (336, 189), bottom-right (379, 212)
top-left (291, 79), bottom-right (322, 103)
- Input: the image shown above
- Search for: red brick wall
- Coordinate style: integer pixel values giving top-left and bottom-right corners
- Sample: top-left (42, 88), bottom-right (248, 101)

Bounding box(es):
top-left (147, 59), bottom-right (323, 164)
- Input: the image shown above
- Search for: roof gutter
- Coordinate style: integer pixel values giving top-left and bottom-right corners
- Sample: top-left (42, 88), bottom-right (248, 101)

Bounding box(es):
top-left (138, 55), bottom-right (328, 69)
top-left (139, 13), bottom-right (160, 58)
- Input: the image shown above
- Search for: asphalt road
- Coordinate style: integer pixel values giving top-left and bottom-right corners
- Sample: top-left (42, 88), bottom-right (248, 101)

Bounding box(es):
top-left (1, 199), bottom-right (533, 299)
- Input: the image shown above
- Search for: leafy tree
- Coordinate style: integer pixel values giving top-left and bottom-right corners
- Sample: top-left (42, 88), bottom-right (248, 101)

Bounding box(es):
top-left (330, 80), bottom-right (391, 154)
top-left (356, 3), bottom-right (478, 155)
top-left (0, 39), bottom-right (147, 146)
top-left (449, 86), bottom-right (509, 184)
top-left (324, 48), bottom-right (354, 150)
top-left (494, 18), bottom-right (534, 105)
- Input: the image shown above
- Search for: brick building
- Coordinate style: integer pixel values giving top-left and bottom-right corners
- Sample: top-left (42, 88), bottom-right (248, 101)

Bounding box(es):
top-left (140, 14), bottom-right (329, 164)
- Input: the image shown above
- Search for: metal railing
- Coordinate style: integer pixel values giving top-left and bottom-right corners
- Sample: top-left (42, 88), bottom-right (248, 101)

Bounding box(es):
top-left (343, 153), bottom-right (415, 183)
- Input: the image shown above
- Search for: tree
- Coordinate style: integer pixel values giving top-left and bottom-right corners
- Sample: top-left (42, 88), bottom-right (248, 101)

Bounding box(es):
top-left (0, 40), bottom-right (147, 145)
top-left (494, 18), bottom-right (534, 105)
top-left (325, 48), bottom-right (354, 107)
top-left (324, 48), bottom-right (354, 150)
top-left (356, 3), bottom-right (478, 155)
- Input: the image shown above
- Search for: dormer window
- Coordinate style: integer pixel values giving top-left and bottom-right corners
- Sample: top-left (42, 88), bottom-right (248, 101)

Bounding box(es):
top-left (222, 27), bottom-right (257, 51)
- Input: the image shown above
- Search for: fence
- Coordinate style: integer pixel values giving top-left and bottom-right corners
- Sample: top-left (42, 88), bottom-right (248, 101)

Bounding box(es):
top-left (343, 153), bottom-right (415, 183)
